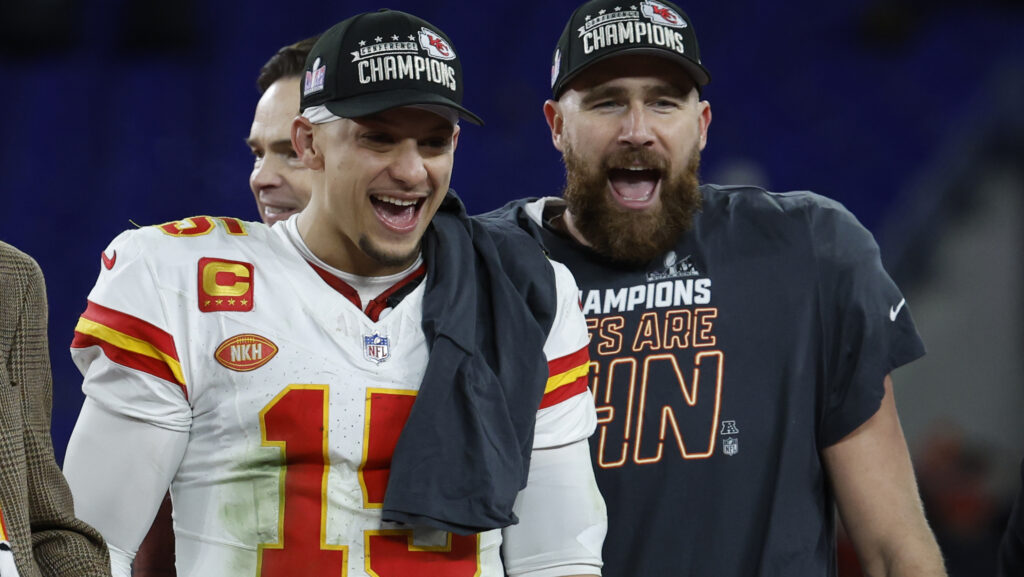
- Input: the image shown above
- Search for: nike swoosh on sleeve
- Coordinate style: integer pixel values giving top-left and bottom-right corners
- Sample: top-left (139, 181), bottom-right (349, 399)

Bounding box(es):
top-left (102, 250), bottom-right (117, 270)
top-left (889, 298), bottom-right (906, 321)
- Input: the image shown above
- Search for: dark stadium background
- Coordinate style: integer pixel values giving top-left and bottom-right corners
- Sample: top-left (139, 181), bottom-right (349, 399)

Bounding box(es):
top-left (1, 2), bottom-right (1022, 572)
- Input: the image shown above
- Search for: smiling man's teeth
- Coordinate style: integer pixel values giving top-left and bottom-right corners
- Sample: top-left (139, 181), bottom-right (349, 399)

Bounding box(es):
top-left (608, 167), bottom-right (659, 202)
top-left (373, 195), bottom-right (418, 207)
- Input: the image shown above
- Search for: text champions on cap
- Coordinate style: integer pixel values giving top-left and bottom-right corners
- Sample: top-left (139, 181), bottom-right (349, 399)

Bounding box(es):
top-left (578, 1), bottom-right (689, 56)
top-left (351, 27), bottom-right (457, 91)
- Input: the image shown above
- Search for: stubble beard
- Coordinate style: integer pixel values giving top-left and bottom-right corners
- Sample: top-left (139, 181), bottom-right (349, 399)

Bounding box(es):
top-left (358, 236), bottom-right (421, 271)
top-left (562, 144), bottom-right (703, 265)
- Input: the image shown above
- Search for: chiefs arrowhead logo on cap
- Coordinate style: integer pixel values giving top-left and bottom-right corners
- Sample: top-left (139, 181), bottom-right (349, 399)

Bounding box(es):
top-left (642, 0), bottom-right (687, 28)
top-left (418, 27), bottom-right (456, 60)
top-left (215, 334), bottom-right (278, 372)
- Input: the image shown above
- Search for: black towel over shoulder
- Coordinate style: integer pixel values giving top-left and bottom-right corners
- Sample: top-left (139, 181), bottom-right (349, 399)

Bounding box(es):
top-left (381, 191), bottom-right (558, 535)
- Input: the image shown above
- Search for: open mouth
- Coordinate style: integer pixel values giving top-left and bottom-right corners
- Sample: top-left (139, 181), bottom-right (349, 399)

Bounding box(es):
top-left (607, 167), bottom-right (661, 205)
top-left (262, 204), bottom-right (300, 223)
top-left (371, 194), bottom-right (426, 232)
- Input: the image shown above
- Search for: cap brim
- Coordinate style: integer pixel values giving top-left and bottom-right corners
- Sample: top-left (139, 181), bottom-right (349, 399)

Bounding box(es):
top-left (557, 48), bottom-right (711, 97)
top-left (323, 88), bottom-right (484, 126)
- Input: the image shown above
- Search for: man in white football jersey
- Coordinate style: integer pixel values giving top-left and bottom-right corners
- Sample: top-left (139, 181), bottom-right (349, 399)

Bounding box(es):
top-left (130, 38), bottom-right (324, 577)
top-left (62, 9), bottom-right (606, 577)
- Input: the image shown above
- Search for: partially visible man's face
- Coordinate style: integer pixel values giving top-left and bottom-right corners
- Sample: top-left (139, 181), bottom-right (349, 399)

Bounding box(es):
top-left (247, 77), bottom-right (314, 225)
top-left (546, 55), bottom-right (711, 264)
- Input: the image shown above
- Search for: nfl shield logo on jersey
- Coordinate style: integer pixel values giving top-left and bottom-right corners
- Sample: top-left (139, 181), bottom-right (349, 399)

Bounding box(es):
top-left (363, 333), bottom-right (390, 364)
top-left (723, 437), bottom-right (739, 456)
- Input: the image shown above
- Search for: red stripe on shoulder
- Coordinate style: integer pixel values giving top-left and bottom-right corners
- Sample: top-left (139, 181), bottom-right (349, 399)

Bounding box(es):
top-left (71, 332), bottom-right (188, 399)
top-left (76, 301), bottom-right (179, 361)
top-left (548, 346), bottom-right (589, 376)
top-left (539, 375), bottom-right (588, 409)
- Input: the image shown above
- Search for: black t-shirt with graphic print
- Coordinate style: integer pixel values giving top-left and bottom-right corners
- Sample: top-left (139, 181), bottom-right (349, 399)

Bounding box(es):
top-left (489, 184), bottom-right (925, 577)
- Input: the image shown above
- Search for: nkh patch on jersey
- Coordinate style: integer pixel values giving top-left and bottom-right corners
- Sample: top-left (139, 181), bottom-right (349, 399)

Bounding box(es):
top-left (363, 333), bottom-right (391, 364)
top-left (215, 334), bottom-right (277, 372)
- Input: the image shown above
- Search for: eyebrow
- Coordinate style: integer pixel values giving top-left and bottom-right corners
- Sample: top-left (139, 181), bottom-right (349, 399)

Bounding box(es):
top-left (580, 82), bottom-right (691, 105)
top-left (244, 137), bottom-right (294, 152)
top-left (579, 85), bottom-right (628, 105)
top-left (646, 83), bottom-right (690, 99)
top-left (359, 113), bottom-right (454, 133)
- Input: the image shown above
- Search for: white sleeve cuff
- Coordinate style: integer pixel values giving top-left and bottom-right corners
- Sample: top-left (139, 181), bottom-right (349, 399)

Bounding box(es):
top-left (108, 542), bottom-right (135, 577)
top-left (64, 398), bottom-right (188, 555)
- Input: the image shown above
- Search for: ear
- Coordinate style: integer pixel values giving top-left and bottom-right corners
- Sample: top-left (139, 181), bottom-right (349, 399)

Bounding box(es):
top-left (697, 100), bottom-right (712, 151)
top-left (543, 99), bottom-right (565, 152)
top-left (292, 116), bottom-right (323, 171)
top-left (451, 123), bottom-right (460, 153)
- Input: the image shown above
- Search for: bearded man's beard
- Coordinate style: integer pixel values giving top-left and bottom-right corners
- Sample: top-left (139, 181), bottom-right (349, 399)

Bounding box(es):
top-left (562, 144), bottom-right (702, 265)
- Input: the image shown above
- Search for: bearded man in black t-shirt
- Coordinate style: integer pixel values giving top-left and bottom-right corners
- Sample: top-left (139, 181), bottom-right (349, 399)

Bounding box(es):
top-left (491, 0), bottom-right (948, 575)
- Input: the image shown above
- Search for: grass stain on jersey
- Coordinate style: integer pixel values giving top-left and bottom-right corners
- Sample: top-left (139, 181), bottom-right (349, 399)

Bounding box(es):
top-left (216, 446), bottom-right (287, 573)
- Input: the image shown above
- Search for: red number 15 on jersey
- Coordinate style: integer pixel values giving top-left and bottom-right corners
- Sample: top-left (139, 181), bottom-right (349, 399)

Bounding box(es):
top-left (258, 385), bottom-right (480, 577)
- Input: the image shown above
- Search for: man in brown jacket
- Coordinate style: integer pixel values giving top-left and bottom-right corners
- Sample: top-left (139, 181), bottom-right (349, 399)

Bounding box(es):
top-left (0, 240), bottom-right (110, 577)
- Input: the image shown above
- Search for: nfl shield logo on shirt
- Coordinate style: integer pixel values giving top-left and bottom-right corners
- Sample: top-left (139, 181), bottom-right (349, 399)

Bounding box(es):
top-left (723, 437), bottom-right (739, 456)
top-left (363, 333), bottom-right (390, 364)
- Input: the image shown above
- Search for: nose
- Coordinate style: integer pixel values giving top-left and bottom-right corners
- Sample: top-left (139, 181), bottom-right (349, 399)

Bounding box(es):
top-left (388, 140), bottom-right (428, 188)
top-left (618, 105), bottom-right (655, 148)
top-left (250, 156), bottom-right (283, 191)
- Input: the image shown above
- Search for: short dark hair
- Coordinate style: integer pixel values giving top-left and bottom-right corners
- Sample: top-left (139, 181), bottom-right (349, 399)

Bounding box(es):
top-left (256, 35), bottom-right (319, 93)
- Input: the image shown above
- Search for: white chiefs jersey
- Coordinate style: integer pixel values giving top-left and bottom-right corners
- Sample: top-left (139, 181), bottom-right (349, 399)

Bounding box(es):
top-left (71, 215), bottom-right (596, 577)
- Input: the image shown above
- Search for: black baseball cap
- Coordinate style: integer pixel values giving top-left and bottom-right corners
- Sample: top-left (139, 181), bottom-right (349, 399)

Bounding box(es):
top-left (300, 9), bottom-right (483, 125)
top-left (550, 0), bottom-right (711, 98)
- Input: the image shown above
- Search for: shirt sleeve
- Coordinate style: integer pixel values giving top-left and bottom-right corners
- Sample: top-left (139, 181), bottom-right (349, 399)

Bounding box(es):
top-left (502, 438), bottom-right (606, 577)
top-left (534, 259), bottom-right (597, 449)
top-left (69, 229), bottom-right (192, 431)
top-left (812, 201), bottom-right (926, 446)
top-left (63, 398), bottom-right (188, 575)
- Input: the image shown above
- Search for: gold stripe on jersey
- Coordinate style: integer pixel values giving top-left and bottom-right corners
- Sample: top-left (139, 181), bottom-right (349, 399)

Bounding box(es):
top-left (545, 362), bottom-right (590, 395)
top-left (74, 317), bottom-right (185, 387)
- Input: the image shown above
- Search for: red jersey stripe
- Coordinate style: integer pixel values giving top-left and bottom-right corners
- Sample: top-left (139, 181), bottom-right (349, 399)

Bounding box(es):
top-left (540, 345), bottom-right (591, 409)
top-left (364, 264), bottom-right (426, 322)
top-left (71, 332), bottom-right (188, 399)
top-left (71, 301), bottom-right (186, 397)
top-left (547, 346), bottom-right (589, 381)
top-left (307, 261), bottom-right (362, 309)
top-left (539, 374), bottom-right (589, 409)
top-left (76, 301), bottom-right (179, 362)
